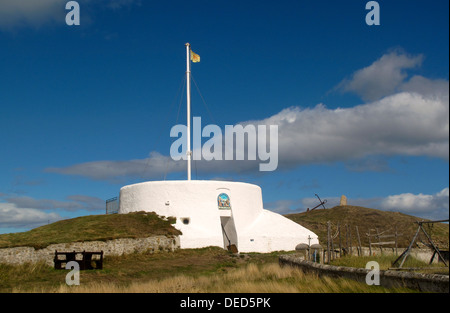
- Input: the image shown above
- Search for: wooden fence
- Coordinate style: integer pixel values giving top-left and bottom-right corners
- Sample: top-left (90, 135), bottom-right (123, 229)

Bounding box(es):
top-left (325, 221), bottom-right (401, 262)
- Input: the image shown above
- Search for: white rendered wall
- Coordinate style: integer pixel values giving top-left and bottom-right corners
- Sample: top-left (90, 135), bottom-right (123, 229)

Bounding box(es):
top-left (119, 180), bottom-right (318, 253)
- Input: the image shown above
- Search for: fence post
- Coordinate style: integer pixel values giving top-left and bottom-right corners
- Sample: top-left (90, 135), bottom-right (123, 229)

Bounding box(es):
top-left (395, 226), bottom-right (398, 256)
top-left (368, 229), bottom-right (372, 256)
top-left (349, 225), bottom-right (353, 255)
top-left (330, 227), bottom-right (335, 260)
top-left (356, 226), bottom-right (362, 256)
top-left (346, 224), bottom-right (349, 255)
top-left (327, 221), bottom-right (331, 263)
top-left (376, 228), bottom-right (382, 254)
top-left (338, 223), bottom-right (342, 258)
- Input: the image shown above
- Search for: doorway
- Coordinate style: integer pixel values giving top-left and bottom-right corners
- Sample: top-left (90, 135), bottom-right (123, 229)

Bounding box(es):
top-left (220, 216), bottom-right (238, 253)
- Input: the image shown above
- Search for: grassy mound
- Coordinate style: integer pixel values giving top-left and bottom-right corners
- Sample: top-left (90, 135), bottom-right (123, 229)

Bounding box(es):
top-left (1, 247), bottom-right (414, 293)
top-left (0, 212), bottom-right (181, 249)
top-left (286, 205), bottom-right (449, 248)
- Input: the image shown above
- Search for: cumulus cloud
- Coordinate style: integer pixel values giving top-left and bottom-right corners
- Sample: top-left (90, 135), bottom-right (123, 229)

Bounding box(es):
top-left (380, 188), bottom-right (449, 219)
top-left (336, 50), bottom-right (424, 101)
top-left (46, 51), bottom-right (449, 181)
top-left (271, 88), bottom-right (448, 166)
top-left (0, 0), bottom-right (64, 30)
top-left (5, 194), bottom-right (105, 212)
top-left (0, 202), bottom-right (62, 229)
top-left (45, 151), bottom-right (186, 182)
top-left (400, 75), bottom-right (450, 98)
top-left (0, 0), bottom-right (141, 30)
top-left (45, 150), bottom-right (266, 182)
top-left (46, 84), bottom-right (449, 180)
top-left (0, 193), bottom-right (105, 231)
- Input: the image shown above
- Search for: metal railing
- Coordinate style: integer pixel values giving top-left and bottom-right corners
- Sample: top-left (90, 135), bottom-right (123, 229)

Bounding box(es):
top-left (106, 197), bottom-right (119, 214)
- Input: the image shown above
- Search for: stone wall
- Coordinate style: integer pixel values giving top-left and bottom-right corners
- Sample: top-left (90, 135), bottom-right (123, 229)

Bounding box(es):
top-left (298, 245), bottom-right (443, 265)
top-left (330, 246), bottom-right (441, 264)
top-left (0, 235), bottom-right (180, 267)
top-left (279, 254), bottom-right (449, 293)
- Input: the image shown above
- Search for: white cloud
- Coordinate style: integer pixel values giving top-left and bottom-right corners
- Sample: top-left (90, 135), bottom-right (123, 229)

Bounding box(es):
top-left (45, 151), bottom-right (186, 182)
top-left (380, 188), bottom-right (449, 218)
top-left (337, 50), bottom-right (424, 101)
top-left (45, 151), bottom-right (265, 182)
top-left (0, 0), bottom-right (141, 30)
top-left (46, 85), bottom-right (449, 180)
top-left (271, 188), bottom-right (449, 220)
top-left (5, 195), bottom-right (105, 212)
top-left (400, 75), bottom-right (450, 98)
top-left (46, 51), bottom-right (449, 181)
top-left (0, 0), bottom-right (64, 30)
top-left (0, 194), bottom-right (105, 230)
top-left (271, 87), bottom-right (448, 166)
top-left (0, 202), bottom-right (62, 229)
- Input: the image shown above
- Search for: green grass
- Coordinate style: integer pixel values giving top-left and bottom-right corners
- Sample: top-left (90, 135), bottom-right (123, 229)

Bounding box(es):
top-left (0, 212), bottom-right (181, 249)
top-left (2, 205), bottom-right (447, 251)
top-left (53, 262), bottom-right (415, 293)
top-left (0, 247), bottom-right (276, 292)
top-left (0, 248), bottom-right (416, 293)
top-left (0, 206), bottom-right (447, 293)
top-left (329, 254), bottom-right (449, 274)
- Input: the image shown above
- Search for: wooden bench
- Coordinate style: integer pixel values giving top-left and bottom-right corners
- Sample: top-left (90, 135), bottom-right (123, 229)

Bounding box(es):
top-left (54, 250), bottom-right (103, 270)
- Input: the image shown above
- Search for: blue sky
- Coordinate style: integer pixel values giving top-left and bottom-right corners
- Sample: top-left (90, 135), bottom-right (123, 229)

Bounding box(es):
top-left (0, 0), bottom-right (448, 234)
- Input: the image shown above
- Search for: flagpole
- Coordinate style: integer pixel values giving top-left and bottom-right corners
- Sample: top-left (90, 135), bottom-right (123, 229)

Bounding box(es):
top-left (185, 43), bottom-right (192, 181)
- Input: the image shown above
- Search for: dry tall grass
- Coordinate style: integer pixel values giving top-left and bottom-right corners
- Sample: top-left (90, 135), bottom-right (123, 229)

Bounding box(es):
top-left (21, 262), bottom-right (409, 293)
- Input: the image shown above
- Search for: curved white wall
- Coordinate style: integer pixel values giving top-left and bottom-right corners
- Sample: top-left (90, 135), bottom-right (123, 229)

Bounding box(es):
top-left (119, 180), bottom-right (318, 253)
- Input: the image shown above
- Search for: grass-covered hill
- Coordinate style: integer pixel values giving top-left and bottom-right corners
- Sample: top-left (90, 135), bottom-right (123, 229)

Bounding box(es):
top-left (286, 205), bottom-right (449, 248)
top-left (0, 211), bottom-right (181, 250)
top-left (0, 206), bottom-right (448, 250)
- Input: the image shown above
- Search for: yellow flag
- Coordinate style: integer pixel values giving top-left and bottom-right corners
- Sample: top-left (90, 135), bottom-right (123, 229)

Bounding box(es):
top-left (190, 50), bottom-right (200, 63)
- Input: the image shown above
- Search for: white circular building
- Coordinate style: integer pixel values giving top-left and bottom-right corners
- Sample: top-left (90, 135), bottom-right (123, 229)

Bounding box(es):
top-left (118, 45), bottom-right (319, 253)
top-left (119, 180), bottom-right (319, 253)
